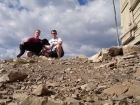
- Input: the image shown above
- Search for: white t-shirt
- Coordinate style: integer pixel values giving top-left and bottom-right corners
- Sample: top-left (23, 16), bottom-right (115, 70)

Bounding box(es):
top-left (49, 37), bottom-right (62, 51)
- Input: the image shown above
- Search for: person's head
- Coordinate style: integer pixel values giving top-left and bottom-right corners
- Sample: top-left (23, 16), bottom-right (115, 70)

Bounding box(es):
top-left (34, 29), bottom-right (41, 39)
top-left (51, 30), bottom-right (57, 39)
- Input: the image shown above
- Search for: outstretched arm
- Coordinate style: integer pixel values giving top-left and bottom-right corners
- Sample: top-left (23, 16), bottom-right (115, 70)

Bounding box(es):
top-left (53, 41), bottom-right (62, 46)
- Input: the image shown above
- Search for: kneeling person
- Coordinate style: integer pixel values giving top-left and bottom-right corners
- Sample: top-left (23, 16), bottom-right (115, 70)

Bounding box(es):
top-left (17, 39), bottom-right (50, 58)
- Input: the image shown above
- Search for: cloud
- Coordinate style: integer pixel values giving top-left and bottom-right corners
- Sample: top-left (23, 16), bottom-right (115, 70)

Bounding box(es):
top-left (0, 0), bottom-right (121, 59)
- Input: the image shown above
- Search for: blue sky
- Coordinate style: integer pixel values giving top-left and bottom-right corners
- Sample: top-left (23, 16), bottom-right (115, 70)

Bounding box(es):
top-left (0, 0), bottom-right (121, 59)
top-left (78, 0), bottom-right (87, 5)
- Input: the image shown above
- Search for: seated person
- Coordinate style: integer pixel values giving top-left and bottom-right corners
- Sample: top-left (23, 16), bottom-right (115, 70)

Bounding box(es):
top-left (47, 30), bottom-right (64, 58)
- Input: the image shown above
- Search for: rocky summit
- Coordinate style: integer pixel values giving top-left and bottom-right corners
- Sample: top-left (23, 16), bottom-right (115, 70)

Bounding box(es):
top-left (0, 45), bottom-right (140, 105)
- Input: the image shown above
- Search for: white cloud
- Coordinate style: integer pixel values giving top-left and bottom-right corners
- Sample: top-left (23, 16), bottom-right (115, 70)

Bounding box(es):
top-left (0, 0), bottom-right (121, 59)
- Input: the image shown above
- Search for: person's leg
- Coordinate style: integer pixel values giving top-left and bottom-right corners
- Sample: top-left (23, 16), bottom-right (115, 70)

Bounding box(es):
top-left (61, 47), bottom-right (64, 57)
top-left (17, 44), bottom-right (25, 57)
top-left (56, 44), bottom-right (62, 58)
top-left (48, 51), bottom-right (58, 58)
top-left (27, 51), bottom-right (34, 57)
top-left (41, 49), bottom-right (50, 57)
top-left (43, 52), bottom-right (50, 57)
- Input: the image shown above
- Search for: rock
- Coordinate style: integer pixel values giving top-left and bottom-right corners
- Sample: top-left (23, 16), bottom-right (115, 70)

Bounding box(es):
top-left (18, 95), bottom-right (48, 105)
top-left (32, 84), bottom-right (48, 96)
top-left (133, 67), bottom-right (140, 78)
top-left (0, 58), bottom-right (4, 62)
top-left (126, 82), bottom-right (140, 96)
top-left (103, 85), bottom-right (129, 96)
top-left (111, 94), bottom-right (133, 101)
top-left (64, 97), bottom-right (80, 103)
top-left (108, 46), bottom-right (122, 56)
top-left (0, 99), bottom-right (12, 104)
top-left (97, 85), bottom-right (107, 89)
top-left (106, 61), bottom-right (116, 68)
top-left (76, 55), bottom-right (87, 59)
top-left (46, 81), bottom-right (60, 87)
top-left (81, 83), bottom-right (96, 91)
top-left (117, 100), bottom-right (128, 105)
top-left (8, 102), bottom-right (18, 105)
top-left (88, 52), bottom-right (102, 62)
top-left (13, 93), bottom-right (28, 100)
top-left (136, 96), bottom-right (140, 99)
top-left (101, 46), bottom-right (122, 57)
top-left (39, 56), bottom-right (48, 60)
top-left (71, 94), bottom-right (78, 99)
top-left (0, 71), bottom-right (28, 82)
top-left (136, 76), bottom-right (140, 80)
top-left (122, 45), bottom-right (140, 55)
top-left (47, 98), bottom-right (63, 105)
top-left (0, 69), bottom-right (6, 73)
top-left (103, 100), bottom-right (113, 105)
top-left (122, 55), bottom-right (137, 59)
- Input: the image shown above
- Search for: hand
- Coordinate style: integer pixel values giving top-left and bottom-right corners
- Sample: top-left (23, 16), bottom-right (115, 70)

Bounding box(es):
top-left (20, 41), bottom-right (24, 45)
top-left (52, 44), bottom-right (56, 47)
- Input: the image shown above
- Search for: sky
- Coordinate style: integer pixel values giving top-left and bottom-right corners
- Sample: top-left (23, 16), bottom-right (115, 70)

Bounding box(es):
top-left (0, 0), bottom-right (121, 60)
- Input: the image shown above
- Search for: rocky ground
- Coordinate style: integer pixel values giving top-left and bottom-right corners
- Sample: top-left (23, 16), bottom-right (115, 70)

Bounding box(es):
top-left (0, 45), bottom-right (140, 105)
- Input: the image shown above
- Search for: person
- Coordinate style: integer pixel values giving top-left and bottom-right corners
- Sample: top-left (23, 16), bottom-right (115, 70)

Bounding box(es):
top-left (26, 29), bottom-right (42, 57)
top-left (47, 30), bottom-right (64, 58)
top-left (20, 29), bottom-right (50, 57)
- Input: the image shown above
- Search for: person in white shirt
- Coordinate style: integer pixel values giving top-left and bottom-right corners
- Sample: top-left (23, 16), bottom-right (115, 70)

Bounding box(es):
top-left (48, 30), bottom-right (64, 58)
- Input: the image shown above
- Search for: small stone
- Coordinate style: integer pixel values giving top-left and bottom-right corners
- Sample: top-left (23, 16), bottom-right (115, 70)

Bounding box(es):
top-left (71, 94), bottom-right (78, 99)
top-left (32, 85), bottom-right (48, 96)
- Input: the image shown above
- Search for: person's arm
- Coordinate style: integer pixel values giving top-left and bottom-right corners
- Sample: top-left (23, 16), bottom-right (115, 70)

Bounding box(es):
top-left (57, 41), bottom-right (62, 45)
top-left (58, 38), bottom-right (62, 45)
top-left (20, 37), bottom-right (33, 45)
top-left (42, 45), bottom-right (53, 50)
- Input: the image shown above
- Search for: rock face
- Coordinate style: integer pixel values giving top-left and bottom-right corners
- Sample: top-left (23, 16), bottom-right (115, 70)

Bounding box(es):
top-left (0, 44), bottom-right (140, 105)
